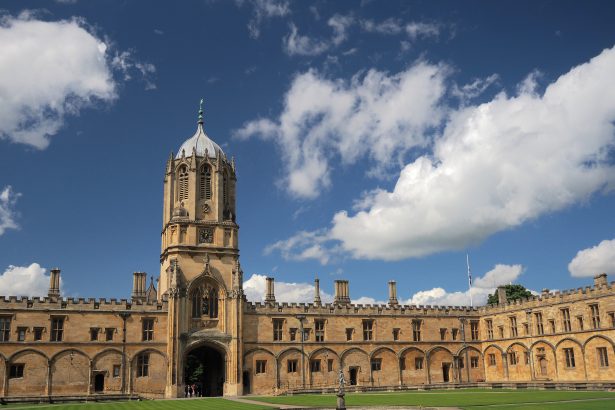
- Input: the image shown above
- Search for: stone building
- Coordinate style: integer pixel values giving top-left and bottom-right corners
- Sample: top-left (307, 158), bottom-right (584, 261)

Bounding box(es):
top-left (1, 108), bottom-right (614, 399)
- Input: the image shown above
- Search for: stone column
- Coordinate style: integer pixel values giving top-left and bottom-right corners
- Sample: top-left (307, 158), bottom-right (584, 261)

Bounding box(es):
top-left (45, 359), bottom-right (52, 397)
top-left (265, 277), bottom-right (276, 304)
top-left (388, 281), bottom-right (398, 305)
top-left (88, 360), bottom-right (93, 395)
top-left (313, 278), bottom-right (322, 306)
top-left (48, 268), bottom-right (61, 299)
top-left (334, 281), bottom-right (350, 305)
top-left (132, 272), bottom-right (146, 302)
top-left (497, 286), bottom-right (507, 305)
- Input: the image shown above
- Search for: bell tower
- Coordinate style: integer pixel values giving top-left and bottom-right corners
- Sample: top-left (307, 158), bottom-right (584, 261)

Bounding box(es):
top-left (159, 100), bottom-right (244, 397)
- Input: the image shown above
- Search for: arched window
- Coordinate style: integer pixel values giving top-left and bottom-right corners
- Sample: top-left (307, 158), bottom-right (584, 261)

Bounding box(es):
top-left (223, 170), bottom-right (229, 206)
top-left (191, 289), bottom-right (201, 318)
top-left (209, 288), bottom-right (218, 318)
top-left (178, 165), bottom-right (189, 202)
top-left (199, 165), bottom-right (212, 200)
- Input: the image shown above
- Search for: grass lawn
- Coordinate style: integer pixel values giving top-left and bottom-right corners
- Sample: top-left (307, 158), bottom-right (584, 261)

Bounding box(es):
top-left (1, 399), bottom-right (272, 410)
top-left (249, 388), bottom-right (615, 408)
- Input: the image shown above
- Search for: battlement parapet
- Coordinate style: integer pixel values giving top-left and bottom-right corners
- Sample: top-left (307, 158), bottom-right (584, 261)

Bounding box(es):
top-left (479, 281), bottom-right (615, 314)
top-left (244, 300), bottom-right (479, 316)
top-left (0, 295), bottom-right (167, 312)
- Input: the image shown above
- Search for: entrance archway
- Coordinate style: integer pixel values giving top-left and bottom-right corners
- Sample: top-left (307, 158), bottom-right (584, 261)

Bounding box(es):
top-left (184, 344), bottom-right (225, 397)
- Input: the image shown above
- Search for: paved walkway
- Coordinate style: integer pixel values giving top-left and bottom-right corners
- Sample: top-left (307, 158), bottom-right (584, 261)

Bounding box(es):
top-left (227, 396), bottom-right (309, 409)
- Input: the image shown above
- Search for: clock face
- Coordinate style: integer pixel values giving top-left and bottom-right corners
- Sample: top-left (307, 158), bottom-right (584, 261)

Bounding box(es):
top-left (199, 228), bottom-right (214, 244)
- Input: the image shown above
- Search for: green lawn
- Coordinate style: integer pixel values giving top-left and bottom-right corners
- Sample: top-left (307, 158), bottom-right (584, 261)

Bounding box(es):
top-left (1, 399), bottom-right (272, 410)
top-left (249, 388), bottom-right (615, 408)
top-left (3, 390), bottom-right (615, 409)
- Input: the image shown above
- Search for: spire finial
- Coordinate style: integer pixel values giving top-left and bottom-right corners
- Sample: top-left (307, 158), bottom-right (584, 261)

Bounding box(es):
top-left (198, 98), bottom-right (204, 125)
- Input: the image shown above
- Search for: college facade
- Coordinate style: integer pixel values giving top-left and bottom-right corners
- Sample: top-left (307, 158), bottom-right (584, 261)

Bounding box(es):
top-left (1, 111), bottom-right (615, 399)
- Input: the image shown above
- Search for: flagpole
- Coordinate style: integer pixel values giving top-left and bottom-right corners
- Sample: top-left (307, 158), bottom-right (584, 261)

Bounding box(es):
top-left (467, 253), bottom-right (473, 307)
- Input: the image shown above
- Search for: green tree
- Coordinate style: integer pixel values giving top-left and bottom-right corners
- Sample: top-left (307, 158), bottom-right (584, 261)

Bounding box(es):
top-left (487, 284), bottom-right (533, 305)
top-left (184, 355), bottom-right (204, 384)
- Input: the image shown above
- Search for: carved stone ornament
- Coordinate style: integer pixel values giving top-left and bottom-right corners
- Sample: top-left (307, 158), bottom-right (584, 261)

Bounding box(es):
top-left (201, 202), bottom-right (211, 214)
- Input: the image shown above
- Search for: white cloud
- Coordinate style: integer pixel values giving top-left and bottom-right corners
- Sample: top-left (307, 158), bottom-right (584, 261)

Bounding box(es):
top-left (265, 230), bottom-right (337, 265)
top-left (235, 62), bottom-right (448, 198)
top-left (0, 14), bottom-right (155, 149)
top-left (0, 186), bottom-right (20, 236)
top-left (568, 239), bottom-right (615, 277)
top-left (405, 22), bottom-right (440, 40)
top-left (261, 44), bottom-right (615, 261)
top-left (239, 0), bottom-right (290, 39)
top-left (360, 18), bottom-right (403, 35)
top-left (0, 263), bottom-right (62, 297)
top-left (282, 14), bottom-right (354, 57)
top-left (243, 273), bottom-right (333, 303)
top-left (406, 264), bottom-right (525, 306)
top-left (283, 23), bottom-right (330, 56)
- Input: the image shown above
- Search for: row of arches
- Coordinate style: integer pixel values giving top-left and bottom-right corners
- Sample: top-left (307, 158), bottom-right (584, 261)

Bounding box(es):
top-left (483, 335), bottom-right (615, 382)
top-left (243, 345), bottom-right (485, 394)
top-left (0, 348), bottom-right (168, 397)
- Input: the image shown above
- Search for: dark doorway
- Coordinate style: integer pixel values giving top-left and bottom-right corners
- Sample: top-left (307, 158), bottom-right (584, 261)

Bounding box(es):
top-left (349, 367), bottom-right (358, 386)
top-left (442, 363), bottom-right (451, 382)
top-left (242, 371), bottom-right (250, 395)
top-left (94, 373), bottom-right (105, 392)
top-left (184, 345), bottom-right (225, 397)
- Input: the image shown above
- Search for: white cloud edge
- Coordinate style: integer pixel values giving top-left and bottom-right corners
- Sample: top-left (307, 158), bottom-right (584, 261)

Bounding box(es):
top-left (568, 238), bottom-right (615, 277)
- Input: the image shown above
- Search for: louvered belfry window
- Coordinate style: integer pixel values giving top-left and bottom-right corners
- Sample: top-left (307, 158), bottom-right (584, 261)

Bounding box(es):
top-left (200, 165), bottom-right (211, 200)
top-left (178, 166), bottom-right (189, 201)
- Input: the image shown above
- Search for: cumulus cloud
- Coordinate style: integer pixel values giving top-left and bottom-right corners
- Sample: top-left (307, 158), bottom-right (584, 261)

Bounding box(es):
top-left (259, 45), bottom-right (615, 261)
top-left (235, 62), bottom-right (448, 198)
top-left (243, 273), bottom-right (333, 303)
top-left (568, 239), bottom-right (615, 277)
top-left (0, 186), bottom-right (20, 236)
top-left (0, 264), bottom-right (61, 297)
top-left (406, 264), bottom-right (525, 306)
top-left (359, 18), bottom-right (440, 42)
top-left (283, 14), bottom-right (354, 57)
top-left (0, 13), bottom-right (154, 149)
top-left (238, 0), bottom-right (290, 39)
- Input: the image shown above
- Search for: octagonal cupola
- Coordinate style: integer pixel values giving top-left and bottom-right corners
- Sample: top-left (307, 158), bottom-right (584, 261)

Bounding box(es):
top-left (176, 100), bottom-right (224, 159)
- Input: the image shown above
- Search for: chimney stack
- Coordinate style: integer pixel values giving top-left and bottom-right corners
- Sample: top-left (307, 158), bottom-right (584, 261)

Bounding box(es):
top-left (132, 272), bottom-right (147, 302)
top-left (594, 273), bottom-right (608, 288)
top-left (265, 277), bottom-right (276, 303)
top-left (334, 280), bottom-right (350, 305)
top-left (314, 277), bottom-right (322, 306)
top-left (388, 280), bottom-right (398, 305)
top-left (48, 268), bottom-right (61, 299)
top-left (497, 286), bottom-right (507, 305)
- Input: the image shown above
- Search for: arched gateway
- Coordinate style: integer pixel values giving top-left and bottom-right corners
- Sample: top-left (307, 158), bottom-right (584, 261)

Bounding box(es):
top-left (184, 344), bottom-right (225, 397)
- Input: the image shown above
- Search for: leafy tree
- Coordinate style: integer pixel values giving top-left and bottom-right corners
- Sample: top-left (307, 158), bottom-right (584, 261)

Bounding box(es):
top-left (185, 355), bottom-right (204, 384)
top-left (487, 284), bottom-right (533, 305)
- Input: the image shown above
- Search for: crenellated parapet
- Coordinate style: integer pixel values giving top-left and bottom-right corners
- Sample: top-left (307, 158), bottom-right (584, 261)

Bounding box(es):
top-left (480, 280), bottom-right (615, 315)
top-left (0, 295), bottom-right (167, 312)
top-left (245, 301), bottom-right (479, 317)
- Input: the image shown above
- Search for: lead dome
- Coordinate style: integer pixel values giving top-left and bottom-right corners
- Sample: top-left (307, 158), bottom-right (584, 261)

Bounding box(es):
top-left (175, 102), bottom-right (224, 159)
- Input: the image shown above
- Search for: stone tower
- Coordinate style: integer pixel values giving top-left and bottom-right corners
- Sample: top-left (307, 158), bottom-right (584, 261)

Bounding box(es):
top-left (159, 101), bottom-right (243, 397)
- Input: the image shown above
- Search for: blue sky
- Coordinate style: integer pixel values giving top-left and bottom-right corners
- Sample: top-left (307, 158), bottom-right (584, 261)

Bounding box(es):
top-left (1, 0), bottom-right (615, 305)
